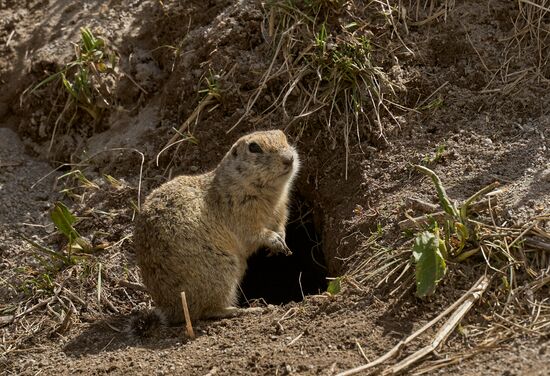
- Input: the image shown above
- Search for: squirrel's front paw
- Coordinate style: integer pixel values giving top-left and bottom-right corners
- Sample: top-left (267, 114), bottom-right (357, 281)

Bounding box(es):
top-left (266, 232), bottom-right (292, 256)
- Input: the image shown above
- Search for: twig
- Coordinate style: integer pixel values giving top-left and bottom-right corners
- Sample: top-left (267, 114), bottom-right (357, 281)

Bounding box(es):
top-left (356, 340), bottom-right (370, 362)
top-left (204, 367), bottom-right (219, 376)
top-left (408, 8), bottom-right (446, 27)
top-left (416, 81), bottom-right (449, 109)
top-left (519, 0), bottom-right (550, 13)
top-left (55, 307), bottom-right (74, 335)
top-left (524, 238), bottom-right (550, 251)
top-left (0, 315), bottom-right (15, 326)
top-left (508, 222), bottom-right (538, 250)
top-left (460, 182), bottom-right (500, 220)
top-left (180, 291), bottom-right (195, 339)
top-left (287, 332), bottom-right (304, 347)
top-left (405, 197), bottom-right (439, 213)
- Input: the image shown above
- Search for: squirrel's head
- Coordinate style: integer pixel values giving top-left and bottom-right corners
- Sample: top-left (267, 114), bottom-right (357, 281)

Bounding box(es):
top-left (220, 130), bottom-right (300, 191)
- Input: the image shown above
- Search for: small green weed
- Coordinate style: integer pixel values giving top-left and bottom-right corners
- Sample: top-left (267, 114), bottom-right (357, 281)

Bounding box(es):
top-left (57, 169), bottom-right (100, 199)
top-left (198, 70), bottom-right (222, 101)
top-left (50, 201), bottom-right (94, 252)
top-left (419, 96), bottom-right (444, 111)
top-left (23, 202), bottom-right (97, 268)
top-left (20, 202), bottom-right (103, 299)
top-left (412, 225), bottom-right (447, 297)
top-left (421, 144), bottom-right (446, 165)
top-left (326, 277), bottom-right (342, 295)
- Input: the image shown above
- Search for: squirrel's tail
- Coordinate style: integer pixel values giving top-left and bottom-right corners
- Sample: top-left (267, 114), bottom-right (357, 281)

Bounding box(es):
top-left (126, 308), bottom-right (167, 338)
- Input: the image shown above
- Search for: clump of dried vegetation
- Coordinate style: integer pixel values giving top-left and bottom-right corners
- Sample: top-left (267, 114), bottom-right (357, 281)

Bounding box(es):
top-left (22, 27), bottom-right (119, 155)
top-left (335, 1), bottom-right (550, 372)
top-left (483, 0), bottom-right (550, 93)
top-left (228, 0), bottom-right (412, 178)
top-left (344, 164), bottom-right (549, 374)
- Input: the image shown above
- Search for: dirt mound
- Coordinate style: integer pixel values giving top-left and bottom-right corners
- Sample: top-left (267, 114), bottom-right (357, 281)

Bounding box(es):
top-left (1, 0), bottom-right (549, 375)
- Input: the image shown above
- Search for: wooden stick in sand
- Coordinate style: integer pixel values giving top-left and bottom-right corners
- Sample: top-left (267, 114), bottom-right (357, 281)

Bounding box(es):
top-left (180, 291), bottom-right (195, 339)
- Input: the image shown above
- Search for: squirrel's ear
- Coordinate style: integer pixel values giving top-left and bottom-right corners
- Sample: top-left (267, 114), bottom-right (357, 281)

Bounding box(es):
top-left (232, 147), bottom-right (238, 157)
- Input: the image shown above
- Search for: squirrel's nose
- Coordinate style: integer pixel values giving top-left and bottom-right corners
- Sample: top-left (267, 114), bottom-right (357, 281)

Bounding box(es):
top-left (283, 155), bottom-right (294, 167)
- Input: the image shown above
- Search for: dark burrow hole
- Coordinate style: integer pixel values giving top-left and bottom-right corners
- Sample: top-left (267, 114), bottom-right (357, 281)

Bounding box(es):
top-left (239, 194), bottom-right (327, 306)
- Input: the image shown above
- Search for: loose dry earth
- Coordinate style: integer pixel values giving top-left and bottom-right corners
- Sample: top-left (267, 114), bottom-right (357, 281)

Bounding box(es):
top-left (1, 1), bottom-right (549, 375)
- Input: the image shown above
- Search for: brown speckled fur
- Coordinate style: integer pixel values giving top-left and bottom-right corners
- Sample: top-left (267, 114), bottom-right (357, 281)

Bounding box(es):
top-left (133, 130), bottom-right (300, 324)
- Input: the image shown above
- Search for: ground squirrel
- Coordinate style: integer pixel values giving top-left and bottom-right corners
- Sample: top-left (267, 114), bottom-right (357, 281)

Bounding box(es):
top-left (133, 130), bottom-right (300, 324)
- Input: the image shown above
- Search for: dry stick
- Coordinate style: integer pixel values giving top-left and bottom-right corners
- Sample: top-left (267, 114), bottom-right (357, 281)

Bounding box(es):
top-left (405, 197), bottom-right (439, 213)
top-left (180, 291), bottom-right (195, 339)
top-left (336, 276), bottom-right (490, 376)
top-left (383, 276), bottom-right (490, 375)
top-left (0, 315), bottom-right (14, 326)
top-left (415, 81), bottom-right (449, 108)
top-left (383, 0), bottom-right (414, 56)
top-left (356, 340), bottom-right (370, 362)
top-left (117, 280), bottom-right (148, 292)
top-left (465, 29), bottom-right (491, 74)
top-left (525, 238), bottom-right (550, 252)
top-left (408, 8), bottom-right (446, 27)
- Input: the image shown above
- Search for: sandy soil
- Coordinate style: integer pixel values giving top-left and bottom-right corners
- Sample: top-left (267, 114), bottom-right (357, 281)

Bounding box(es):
top-left (1, 0), bottom-right (549, 375)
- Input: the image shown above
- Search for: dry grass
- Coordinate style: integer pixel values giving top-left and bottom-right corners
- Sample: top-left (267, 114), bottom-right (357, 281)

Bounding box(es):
top-left (0, 242), bottom-right (146, 357)
top-left (399, 0), bottom-right (455, 26)
top-left (482, 0), bottom-right (550, 93)
top-left (512, 0), bottom-right (550, 79)
top-left (0, 170), bottom-right (146, 362)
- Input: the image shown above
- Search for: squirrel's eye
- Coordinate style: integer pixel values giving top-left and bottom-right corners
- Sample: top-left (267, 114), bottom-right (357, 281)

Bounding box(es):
top-left (248, 142), bottom-right (263, 153)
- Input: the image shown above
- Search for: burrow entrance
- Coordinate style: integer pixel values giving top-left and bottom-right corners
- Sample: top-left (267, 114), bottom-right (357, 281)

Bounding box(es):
top-left (239, 194), bottom-right (327, 305)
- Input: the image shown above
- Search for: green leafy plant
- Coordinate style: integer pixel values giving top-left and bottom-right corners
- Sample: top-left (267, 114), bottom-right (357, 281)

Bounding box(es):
top-left (418, 96), bottom-right (444, 111)
top-left (50, 202), bottom-right (93, 252)
top-left (410, 165), bottom-right (500, 297)
top-left (23, 202), bottom-right (96, 266)
top-left (412, 226), bottom-right (447, 297)
top-left (198, 70), bottom-right (222, 101)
